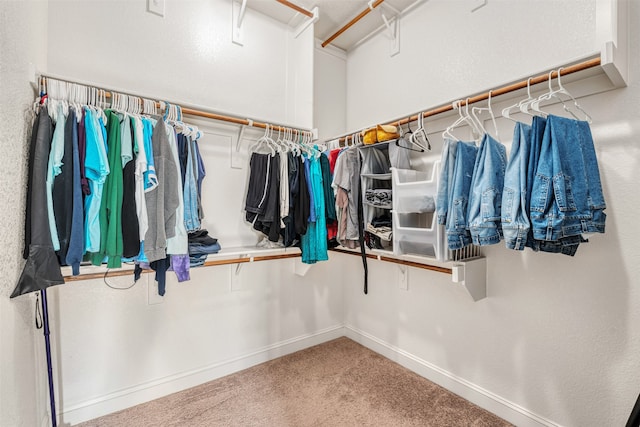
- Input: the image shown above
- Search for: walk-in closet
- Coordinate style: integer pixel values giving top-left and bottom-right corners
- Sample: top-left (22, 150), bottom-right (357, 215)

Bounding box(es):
top-left (1, 0), bottom-right (638, 426)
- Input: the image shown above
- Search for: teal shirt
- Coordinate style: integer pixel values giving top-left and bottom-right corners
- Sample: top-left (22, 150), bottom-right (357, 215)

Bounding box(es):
top-left (83, 108), bottom-right (110, 253)
top-left (46, 103), bottom-right (67, 251)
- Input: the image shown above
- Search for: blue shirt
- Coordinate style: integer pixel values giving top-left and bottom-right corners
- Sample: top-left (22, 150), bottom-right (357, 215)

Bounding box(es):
top-left (83, 107), bottom-right (110, 253)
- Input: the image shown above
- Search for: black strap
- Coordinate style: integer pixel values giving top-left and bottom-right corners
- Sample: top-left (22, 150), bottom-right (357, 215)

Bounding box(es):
top-left (35, 292), bottom-right (43, 329)
top-left (357, 172), bottom-right (368, 294)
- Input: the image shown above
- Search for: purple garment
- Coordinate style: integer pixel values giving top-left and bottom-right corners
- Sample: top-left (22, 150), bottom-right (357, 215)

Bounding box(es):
top-left (170, 254), bottom-right (190, 282)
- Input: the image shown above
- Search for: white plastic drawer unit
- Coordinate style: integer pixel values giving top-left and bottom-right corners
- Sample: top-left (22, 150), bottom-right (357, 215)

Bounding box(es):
top-left (391, 164), bottom-right (439, 214)
top-left (392, 212), bottom-right (444, 259)
top-left (391, 162), bottom-right (444, 260)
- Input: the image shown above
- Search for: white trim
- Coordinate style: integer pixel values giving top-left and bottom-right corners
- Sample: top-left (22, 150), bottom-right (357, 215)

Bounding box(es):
top-left (60, 326), bottom-right (345, 426)
top-left (344, 325), bottom-right (562, 427)
top-left (60, 324), bottom-right (563, 427)
top-left (314, 38), bottom-right (347, 60)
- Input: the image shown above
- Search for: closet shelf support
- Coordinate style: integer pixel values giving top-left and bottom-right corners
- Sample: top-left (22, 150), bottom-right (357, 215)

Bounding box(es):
top-left (231, 122), bottom-right (252, 169)
top-left (294, 6), bottom-right (319, 38)
top-left (232, 0), bottom-right (248, 46)
top-left (369, 0), bottom-right (400, 56)
top-left (452, 258), bottom-right (487, 302)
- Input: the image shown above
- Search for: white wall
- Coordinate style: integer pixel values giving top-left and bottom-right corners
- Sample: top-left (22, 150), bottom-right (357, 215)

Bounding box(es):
top-left (346, 0), bottom-right (598, 131)
top-left (0, 1), bottom-right (50, 426)
top-left (40, 1), bottom-right (340, 424)
top-left (342, 1), bottom-right (639, 426)
top-left (47, 0), bottom-right (313, 129)
top-left (314, 42), bottom-right (347, 141)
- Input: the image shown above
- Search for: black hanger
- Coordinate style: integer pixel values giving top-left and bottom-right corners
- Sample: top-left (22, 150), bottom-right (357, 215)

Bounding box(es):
top-left (396, 121), bottom-right (425, 153)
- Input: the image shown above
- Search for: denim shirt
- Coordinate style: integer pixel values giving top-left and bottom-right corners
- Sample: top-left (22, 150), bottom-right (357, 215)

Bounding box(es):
top-left (501, 122), bottom-right (532, 250)
top-left (468, 133), bottom-right (507, 246)
top-left (445, 141), bottom-right (478, 250)
top-left (530, 115), bottom-right (606, 242)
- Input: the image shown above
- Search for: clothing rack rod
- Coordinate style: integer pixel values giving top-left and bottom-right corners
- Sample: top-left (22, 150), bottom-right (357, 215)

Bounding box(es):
top-left (276, 0), bottom-right (314, 18)
top-left (329, 248), bottom-right (452, 275)
top-left (39, 75), bottom-right (311, 135)
top-left (321, 0), bottom-right (385, 48)
top-left (63, 253), bottom-right (302, 282)
top-left (330, 56), bottom-right (602, 143)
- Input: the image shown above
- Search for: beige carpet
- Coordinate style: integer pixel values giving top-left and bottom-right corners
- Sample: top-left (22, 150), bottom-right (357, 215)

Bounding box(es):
top-left (77, 337), bottom-right (512, 426)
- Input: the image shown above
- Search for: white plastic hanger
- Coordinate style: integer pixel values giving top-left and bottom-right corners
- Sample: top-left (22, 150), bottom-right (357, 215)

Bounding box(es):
top-left (410, 112), bottom-right (431, 151)
top-left (472, 90), bottom-right (499, 140)
top-left (443, 100), bottom-right (480, 141)
top-left (249, 124), bottom-right (276, 156)
top-left (549, 68), bottom-right (592, 122)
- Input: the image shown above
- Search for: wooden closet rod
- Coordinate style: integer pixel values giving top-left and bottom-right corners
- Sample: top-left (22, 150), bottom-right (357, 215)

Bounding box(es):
top-left (63, 253), bottom-right (302, 282)
top-left (40, 75), bottom-right (312, 135)
top-left (321, 0), bottom-right (385, 48)
top-left (329, 248), bottom-right (452, 275)
top-left (330, 56), bottom-right (602, 143)
top-left (276, 0), bottom-right (314, 18)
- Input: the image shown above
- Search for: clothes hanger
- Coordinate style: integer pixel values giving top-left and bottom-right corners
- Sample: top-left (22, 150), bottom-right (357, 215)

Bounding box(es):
top-left (443, 100), bottom-right (471, 140)
top-left (472, 90), bottom-right (500, 140)
top-left (502, 78), bottom-right (532, 122)
top-left (396, 121), bottom-right (424, 153)
top-left (550, 68), bottom-right (592, 122)
top-left (531, 70), bottom-right (580, 120)
top-left (410, 112), bottom-right (431, 151)
top-left (250, 124), bottom-right (276, 156)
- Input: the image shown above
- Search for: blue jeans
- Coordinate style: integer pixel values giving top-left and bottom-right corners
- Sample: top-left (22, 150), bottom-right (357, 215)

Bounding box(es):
top-left (530, 115), bottom-right (606, 241)
top-left (446, 141), bottom-right (478, 250)
top-left (183, 135), bottom-right (201, 231)
top-left (468, 134), bottom-right (507, 246)
top-left (436, 138), bottom-right (458, 225)
top-left (502, 122), bottom-right (531, 250)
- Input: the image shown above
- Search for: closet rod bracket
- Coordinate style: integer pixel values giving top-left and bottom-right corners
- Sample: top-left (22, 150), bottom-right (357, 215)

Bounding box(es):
top-left (232, 0), bottom-right (248, 46)
top-left (231, 121), bottom-right (252, 169)
top-left (368, 0), bottom-right (400, 57)
top-left (451, 257), bottom-right (487, 302)
top-left (294, 6), bottom-right (319, 39)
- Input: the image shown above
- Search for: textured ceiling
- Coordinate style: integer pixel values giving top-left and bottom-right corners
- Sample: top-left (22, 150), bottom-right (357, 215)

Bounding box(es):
top-left (245, 0), bottom-right (421, 51)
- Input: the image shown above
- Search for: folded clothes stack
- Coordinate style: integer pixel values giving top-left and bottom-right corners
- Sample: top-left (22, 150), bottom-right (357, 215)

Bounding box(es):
top-left (188, 229), bottom-right (221, 267)
top-left (365, 189), bottom-right (392, 208)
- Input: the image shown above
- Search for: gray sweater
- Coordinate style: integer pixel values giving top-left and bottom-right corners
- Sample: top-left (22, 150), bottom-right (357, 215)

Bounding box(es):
top-left (144, 120), bottom-right (179, 262)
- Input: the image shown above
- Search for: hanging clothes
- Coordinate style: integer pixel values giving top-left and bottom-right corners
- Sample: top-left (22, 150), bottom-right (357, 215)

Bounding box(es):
top-left (132, 115), bottom-right (149, 243)
top-left (502, 122), bottom-right (531, 250)
top-left (293, 155), bottom-right (311, 237)
top-left (46, 103), bottom-right (67, 252)
top-left (467, 133), bottom-right (507, 246)
top-left (90, 110), bottom-right (124, 268)
top-left (144, 119), bottom-right (180, 263)
top-left (66, 108), bottom-right (85, 275)
top-left (83, 107), bottom-right (110, 253)
top-left (445, 141), bottom-right (478, 250)
top-left (332, 146), bottom-right (361, 249)
top-left (53, 107), bottom-right (76, 264)
top-left (12, 107), bottom-right (65, 298)
top-left (301, 153), bottom-right (329, 264)
top-left (183, 133), bottom-right (201, 232)
top-left (320, 153), bottom-right (338, 245)
top-left (121, 114), bottom-right (141, 258)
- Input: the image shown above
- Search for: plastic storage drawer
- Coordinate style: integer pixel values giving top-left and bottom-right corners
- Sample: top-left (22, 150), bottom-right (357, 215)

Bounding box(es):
top-left (392, 211), bottom-right (445, 260)
top-left (391, 164), bottom-right (439, 214)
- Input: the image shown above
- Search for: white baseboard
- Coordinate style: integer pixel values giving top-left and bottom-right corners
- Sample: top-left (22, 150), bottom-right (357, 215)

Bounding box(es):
top-left (344, 325), bottom-right (561, 427)
top-left (60, 325), bottom-right (345, 426)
